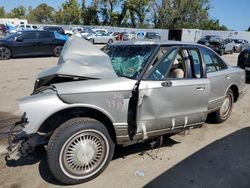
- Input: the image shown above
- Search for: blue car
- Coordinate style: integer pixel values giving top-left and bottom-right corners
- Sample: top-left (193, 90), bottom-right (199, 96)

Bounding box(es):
top-left (0, 30), bottom-right (68, 60)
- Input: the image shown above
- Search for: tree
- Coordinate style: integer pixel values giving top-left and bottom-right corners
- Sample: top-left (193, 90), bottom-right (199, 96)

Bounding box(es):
top-left (28, 3), bottom-right (55, 23)
top-left (247, 27), bottom-right (250, 32)
top-left (82, 0), bottom-right (99, 25)
top-left (99, 0), bottom-right (119, 25)
top-left (8, 5), bottom-right (26, 18)
top-left (59, 0), bottom-right (81, 24)
top-left (80, 0), bottom-right (88, 24)
top-left (0, 6), bottom-right (5, 18)
top-left (200, 19), bottom-right (228, 30)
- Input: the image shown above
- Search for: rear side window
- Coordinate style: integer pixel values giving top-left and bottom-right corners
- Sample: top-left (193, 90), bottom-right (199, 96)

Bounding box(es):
top-left (38, 32), bottom-right (54, 39)
top-left (187, 49), bottom-right (202, 78)
top-left (201, 48), bottom-right (227, 73)
top-left (21, 32), bottom-right (37, 40)
top-left (210, 53), bottom-right (227, 71)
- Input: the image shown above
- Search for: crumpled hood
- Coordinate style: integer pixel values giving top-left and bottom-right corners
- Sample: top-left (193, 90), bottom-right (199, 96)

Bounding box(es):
top-left (38, 36), bottom-right (118, 79)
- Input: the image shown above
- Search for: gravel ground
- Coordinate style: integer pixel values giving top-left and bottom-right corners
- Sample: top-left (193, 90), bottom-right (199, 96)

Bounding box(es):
top-left (0, 53), bottom-right (250, 188)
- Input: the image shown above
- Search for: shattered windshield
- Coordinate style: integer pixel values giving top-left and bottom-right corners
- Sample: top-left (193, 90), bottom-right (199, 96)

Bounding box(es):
top-left (106, 45), bottom-right (157, 79)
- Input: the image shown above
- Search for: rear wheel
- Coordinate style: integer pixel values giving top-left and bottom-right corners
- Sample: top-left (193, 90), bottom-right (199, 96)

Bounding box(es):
top-left (213, 89), bottom-right (234, 123)
top-left (89, 38), bottom-right (94, 44)
top-left (0, 47), bottom-right (11, 60)
top-left (107, 39), bottom-right (113, 44)
top-left (53, 46), bottom-right (63, 57)
top-left (47, 118), bottom-right (114, 185)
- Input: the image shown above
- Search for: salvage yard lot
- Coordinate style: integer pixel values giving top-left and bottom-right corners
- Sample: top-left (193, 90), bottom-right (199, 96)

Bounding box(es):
top-left (0, 53), bottom-right (250, 188)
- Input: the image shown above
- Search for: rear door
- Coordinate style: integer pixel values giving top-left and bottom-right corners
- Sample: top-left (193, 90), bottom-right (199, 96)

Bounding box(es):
top-left (37, 32), bottom-right (55, 55)
top-left (200, 47), bottom-right (230, 111)
top-left (136, 47), bottom-right (210, 137)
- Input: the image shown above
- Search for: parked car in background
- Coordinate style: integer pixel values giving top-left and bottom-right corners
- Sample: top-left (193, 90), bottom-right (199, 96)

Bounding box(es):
top-left (198, 35), bottom-right (226, 55)
top-left (223, 38), bottom-right (234, 54)
top-left (233, 39), bottom-right (249, 53)
top-left (92, 28), bottom-right (109, 34)
top-left (0, 24), bottom-right (6, 35)
top-left (237, 48), bottom-right (250, 76)
top-left (111, 32), bottom-right (124, 41)
top-left (7, 37), bottom-right (246, 184)
top-left (42, 26), bottom-right (65, 35)
top-left (9, 24), bottom-right (38, 34)
top-left (65, 27), bottom-right (84, 36)
top-left (145, 32), bottom-right (161, 40)
top-left (84, 32), bottom-right (115, 44)
top-left (0, 30), bottom-right (67, 60)
top-left (123, 31), bottom-right (137, 40)
top-left (79, 28), bottom-right (95, 38)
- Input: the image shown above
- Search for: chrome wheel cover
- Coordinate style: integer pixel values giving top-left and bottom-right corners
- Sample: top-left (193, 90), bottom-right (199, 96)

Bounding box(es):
top-left (0, 47), bottom-right (11, 59)
top-left (59, 129), bottom-right (109, 179)
top-left (54, 46), bottom-right (62, 56)
top-left (220, 95), bottom-right (232, 118)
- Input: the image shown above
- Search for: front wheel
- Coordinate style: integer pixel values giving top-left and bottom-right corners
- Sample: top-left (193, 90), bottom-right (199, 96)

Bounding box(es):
top-left (47, 118), bottom-right (114, 185)
top-left (0, 47), bottom-right (11, 60)
top-left (53, 46), bottom-right (63, 57)
top-left (218, 49), bottom-right (224, 56)
top-left (213, 89), bottom-right (234, 123)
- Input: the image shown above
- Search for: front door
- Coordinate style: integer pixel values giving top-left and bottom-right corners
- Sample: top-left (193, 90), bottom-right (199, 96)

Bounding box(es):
top-left (135, 48), bottom-right (210, 138)
top-left (13, 32), bottom-right (38, 56)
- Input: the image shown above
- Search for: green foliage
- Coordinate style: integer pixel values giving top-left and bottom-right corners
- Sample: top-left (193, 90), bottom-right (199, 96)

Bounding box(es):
top-left (247, 27), bottom-right (250, 32)
top-left (28, 3), bottom-right (55, 23)
top-left (0, 6), bottom-right (5, 18)
top-left (59, 0), bottom-right (81, 24)
top-left (8, 5), bottom-right (26, 18)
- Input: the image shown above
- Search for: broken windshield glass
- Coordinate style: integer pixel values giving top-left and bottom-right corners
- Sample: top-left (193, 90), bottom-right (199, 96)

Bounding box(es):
top-left (106, 45), bottom-right (157, 79)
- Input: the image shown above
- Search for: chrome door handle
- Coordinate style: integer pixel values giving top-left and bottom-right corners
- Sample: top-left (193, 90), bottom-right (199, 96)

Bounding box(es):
top-left (225, 76), bottom-right (230, 79)
top-left (196, 87), bottom-right (205, 91)
top-left (161, 81), bottom-right (172, 87)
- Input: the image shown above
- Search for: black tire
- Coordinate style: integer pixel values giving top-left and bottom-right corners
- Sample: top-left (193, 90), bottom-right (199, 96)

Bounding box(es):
top-left (0, 47), bottom-right (11, 60)
top-left (213, 89), bottom-right (234, 123)
top-left (53, 46), bottom-right (63, 57)
top-left (107, 39), bottom-right (113, 44)
top-left (89, 38), bottom-right (94, 44)
top-left (218, 49), bottom-right (224, 56)
top-left (47, 118), bottom-right (114, 185)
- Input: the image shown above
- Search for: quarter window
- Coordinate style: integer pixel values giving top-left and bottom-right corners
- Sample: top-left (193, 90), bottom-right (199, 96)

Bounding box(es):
top-left (210, 53), bottom-right (227, 70)
top-left (201, 48), bottom-right (227, 73)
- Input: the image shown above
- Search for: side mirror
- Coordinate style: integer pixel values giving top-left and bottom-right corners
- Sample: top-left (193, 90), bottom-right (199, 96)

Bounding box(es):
top-left (16, 36), bottom-right (23, 42)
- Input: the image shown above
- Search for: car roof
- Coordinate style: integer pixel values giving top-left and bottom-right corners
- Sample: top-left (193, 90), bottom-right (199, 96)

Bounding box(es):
top-left (111, 40), bottom-right (205, 47)
top-left (16, 30), bottom-right (53, 35)
top-left (44, 26), bottom-right (63, 29)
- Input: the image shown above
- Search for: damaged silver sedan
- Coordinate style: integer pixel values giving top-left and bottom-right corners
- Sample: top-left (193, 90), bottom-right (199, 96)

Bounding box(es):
top-left (7, 37), bottom-right (246, 184)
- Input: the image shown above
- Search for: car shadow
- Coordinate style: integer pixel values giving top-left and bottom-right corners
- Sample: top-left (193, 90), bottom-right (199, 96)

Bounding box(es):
top-left (11, 55), bottom-right (56, 60)
top-left (144, 127), bottom-right (250, 188)
top-left (245, 76), bottom-right (250, 84)
top-left (0, 111), bottom-right (20, 145)
top-left (5, 134), bottom-right (179, 186)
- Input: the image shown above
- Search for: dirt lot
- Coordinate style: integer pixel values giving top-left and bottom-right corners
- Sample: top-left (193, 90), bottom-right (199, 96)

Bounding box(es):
top-left (0, 53), bottom-right (250, 188)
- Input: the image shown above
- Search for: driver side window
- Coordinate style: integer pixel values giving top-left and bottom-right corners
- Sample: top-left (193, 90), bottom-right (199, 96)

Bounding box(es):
top-left (147, 49), bottom-right (185, 80)
top-left (147, 49), bottom-right (176, 80)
